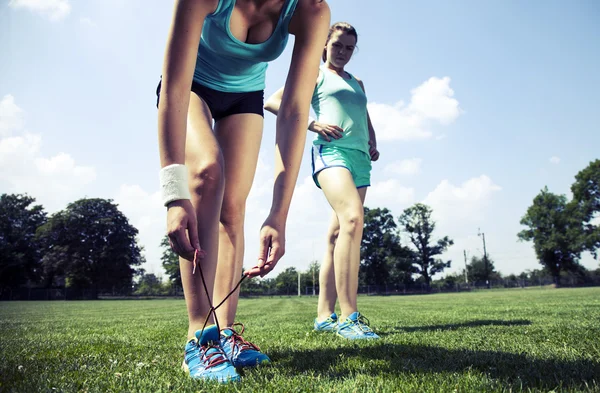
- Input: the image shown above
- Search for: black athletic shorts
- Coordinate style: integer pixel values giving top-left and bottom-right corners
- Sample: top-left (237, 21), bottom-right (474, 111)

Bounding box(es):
top-left (156, 79), bottom-right (264, 122)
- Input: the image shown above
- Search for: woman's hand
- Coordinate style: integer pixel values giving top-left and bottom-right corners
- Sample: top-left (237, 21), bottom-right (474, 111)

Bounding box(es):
top-left (310, 121), bottom-right (343, 142)
top-left (166, 199), bottom-right (205, 261)
top-left (369, 140), bottom-right (380, 161)
top-left (247, 213), bottom-right (286, 278)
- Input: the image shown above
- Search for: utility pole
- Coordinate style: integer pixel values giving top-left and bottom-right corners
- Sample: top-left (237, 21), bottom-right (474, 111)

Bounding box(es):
top-left (298, 270), bottom-right (301, 296)
top-left (478, 228), bottom-right (490, 289)
top-left (463, 250), bottom-right (469, 286)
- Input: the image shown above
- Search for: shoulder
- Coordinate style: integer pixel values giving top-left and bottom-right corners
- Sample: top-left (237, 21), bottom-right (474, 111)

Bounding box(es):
top-left (295, 0), bottom-right (330, 17)
top-left (316, 68), bottom-right (325, 86)
top-left (176, 0), bottom-right (220, 17)
top-left (353, 75), bottom-right (366, 92)
top-left (289, 0), bottom-right (330, 34)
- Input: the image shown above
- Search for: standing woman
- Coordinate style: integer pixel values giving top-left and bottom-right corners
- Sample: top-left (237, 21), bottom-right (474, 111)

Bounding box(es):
top-left (157, 0), bottom-right (330, 382)
top-left (265, 22), bottom-right (380, 340)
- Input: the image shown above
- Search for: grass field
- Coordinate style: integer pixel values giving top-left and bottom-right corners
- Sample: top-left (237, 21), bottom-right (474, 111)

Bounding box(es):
top-left (1, 287), bottom-right (599, 393)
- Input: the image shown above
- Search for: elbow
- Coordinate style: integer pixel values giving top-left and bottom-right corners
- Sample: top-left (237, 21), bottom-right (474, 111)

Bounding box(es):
top-left (264, 100), bottom-right (278, 115)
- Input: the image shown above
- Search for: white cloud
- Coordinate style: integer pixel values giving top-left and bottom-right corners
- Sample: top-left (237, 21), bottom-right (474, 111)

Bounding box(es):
top-left (365, 178), bottom-right (415, 213)
top-left (549, 156), bottom-right (560, 164)
top-left (410, 77), bottom-right (462, 125)
top-left (0, 95), bottom-right (95, 212)
top-left (384, 158), bottom-right (422, 176)
top-left (8, 0), bottom-right (71, 21)
top-left (245, 153), bottom-right (274, 216)
top-left (114, 185), bottom-right (165, 274)
top-left (368, 77), bottom-right (462, 141)
top-left (415, 176), bottom-right (502, 278)
top-left (424, 175), bottom-right (502, 225)
top-left (0, 95), bottom-right (25, 137)
top-left (79, 17), bottom-right (97, 27)
top-left (440, 235), bottom-right (481, 272)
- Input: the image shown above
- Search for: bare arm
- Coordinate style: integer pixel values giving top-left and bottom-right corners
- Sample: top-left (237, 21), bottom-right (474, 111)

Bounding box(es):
top-left (255, 0), bottom-right (331, 275)
top-left (270, 0), bottom-right (330, 217)
top-left (264, 87), bottom-right (285, 116)
top-left (357, 78), bottom-right (380, 161)
top-left (158, 0), bottom-right (217, 258)
top-left (264, 82), bottom-right (343, 141)
top-left (158, 0), bottom-right (216, 168)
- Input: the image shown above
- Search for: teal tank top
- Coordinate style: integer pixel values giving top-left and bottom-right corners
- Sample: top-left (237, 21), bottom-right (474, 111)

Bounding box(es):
top-left (311, 66), bottom-right (370, 154)
top-left (194, 0), bottom-right (299, 92)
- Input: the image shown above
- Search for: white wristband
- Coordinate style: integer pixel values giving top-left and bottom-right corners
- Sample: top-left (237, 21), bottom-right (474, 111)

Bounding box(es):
top-left (159, 164), bottom-right (191, 206)
top-left (308, 116), bottom-right (316, 129)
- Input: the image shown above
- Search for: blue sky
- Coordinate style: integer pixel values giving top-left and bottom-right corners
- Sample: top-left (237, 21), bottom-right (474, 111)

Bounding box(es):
top-left (1, 0), bottom-right (599, 279)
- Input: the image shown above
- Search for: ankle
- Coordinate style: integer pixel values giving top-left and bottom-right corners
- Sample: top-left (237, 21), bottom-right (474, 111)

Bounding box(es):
top-left (317, 312), bottom-right (335, 322)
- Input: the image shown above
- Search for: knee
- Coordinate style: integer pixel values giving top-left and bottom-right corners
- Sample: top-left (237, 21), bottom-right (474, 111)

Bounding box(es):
top-left (189, 160), bottom-right (224, 196)
top-left (327, 228), bottom-right (340, 246)
top-left (220, 199), bottom-right (246, 231)
top-left (339, 211), bottom-right (364, 236)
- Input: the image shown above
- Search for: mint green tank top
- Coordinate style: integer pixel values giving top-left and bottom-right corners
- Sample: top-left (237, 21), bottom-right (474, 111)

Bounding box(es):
top-left (311, 66), bottom-right (369, 154)
top-left (194, 0), bottom-right (299, 92)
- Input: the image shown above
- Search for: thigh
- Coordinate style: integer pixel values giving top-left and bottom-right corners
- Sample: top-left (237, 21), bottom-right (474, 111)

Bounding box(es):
top-left (312, 145), bottom-right (351, 189)
top-left (317, 167), bottom-right (363, 217)
top-left (185, 93), bottom-right (221, 170)
top-left (214, 113), bottom-right (263, 205)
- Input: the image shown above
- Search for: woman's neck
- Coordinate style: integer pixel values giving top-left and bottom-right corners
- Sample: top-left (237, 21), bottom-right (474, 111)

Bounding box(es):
top-left (325, 62), bottom-right (346, 76)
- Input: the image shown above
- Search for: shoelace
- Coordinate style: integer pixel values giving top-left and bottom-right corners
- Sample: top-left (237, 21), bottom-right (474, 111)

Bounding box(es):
top-left (188, 249), bottom-right (256, 370)
top-left (198, 343), bottom-right (229, 369)
top-left (355, 314), bottom-right (375, 333)
top-left (192, 249), bottom-right (251, 333)
top-left (224, 323), bottom-right (262, 353)
top-left (192, 249), bottom-right (265, 347)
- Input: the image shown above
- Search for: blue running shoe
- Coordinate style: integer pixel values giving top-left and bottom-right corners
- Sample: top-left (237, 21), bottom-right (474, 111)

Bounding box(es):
top-left (336, 312), bottom-right (380, 340)
top-left (313, 313), bottom-right (338, 332)
top-left (220, 323), bottom-right (270, 368)
top-left (183, 325), bottom-right (240, 383)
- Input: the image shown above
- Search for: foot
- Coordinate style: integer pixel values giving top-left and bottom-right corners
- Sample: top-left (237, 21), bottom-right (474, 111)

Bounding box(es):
top-left (183, 325), bottom-right (240, 383)
top-left (220, 323), bottom-right (270, 368)
top-left (336, 312), bottom-right (380, 340)
top-left (313, 312), bottom-right (338, 332)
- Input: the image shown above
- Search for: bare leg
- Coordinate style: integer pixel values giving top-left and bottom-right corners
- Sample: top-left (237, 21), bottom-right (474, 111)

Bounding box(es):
top-left (317, 167), bottom-right (367, 321)
top-left (180, 93), bottom-right (224, 340)
top-left (316, 211), bottom-right (339, 321)
top-left (212, 114), bottom-right (263, 327)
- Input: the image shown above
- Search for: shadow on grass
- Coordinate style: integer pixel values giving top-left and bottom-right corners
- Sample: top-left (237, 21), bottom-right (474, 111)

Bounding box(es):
top-left (387, 319), bottom-right (532, 334)
top-left (269, 340), bottom-right (599, 389)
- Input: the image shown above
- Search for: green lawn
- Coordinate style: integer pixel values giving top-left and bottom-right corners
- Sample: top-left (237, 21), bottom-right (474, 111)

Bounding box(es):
top-left (1, 287), bottom-right (599, 392)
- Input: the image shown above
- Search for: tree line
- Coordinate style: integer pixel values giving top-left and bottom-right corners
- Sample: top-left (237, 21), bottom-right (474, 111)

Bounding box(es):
top-left (1, 160), bottom-right (598, 299)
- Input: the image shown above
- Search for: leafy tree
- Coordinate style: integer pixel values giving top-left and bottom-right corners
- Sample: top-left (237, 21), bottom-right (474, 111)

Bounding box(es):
top-left (160, 235), bottom-right (181, 288)
top-left (259, 278), bottom-right (276, 295)
top-left (0, 194), bottom-right (47, 291)
top-left (274, 267), bottom-right (298, 295)
top-left (240, 273), bottom-right (265, 296)
top-left (504, 274), bottom-right (519, 287)
top-left (134, 273), bottom-right (165, 296)
top-left (432, 272), bottom-right (462, 290)
top-left (467, 255), bottom-right (501, 284)
top-left (37, 198), bottom-right (144, 298)
top-left (361, 207), bottom-right (414, 286)
top-left (518, 187), bottom-right (585, 286)
top-left (398, 203), bottom-right (453, 290)
top-left (571, 159), bottom-right (600, 257)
